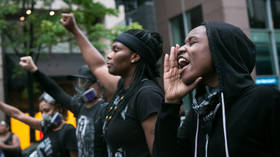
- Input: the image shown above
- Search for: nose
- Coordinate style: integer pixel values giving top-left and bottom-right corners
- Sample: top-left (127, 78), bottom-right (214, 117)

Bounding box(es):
top-left (178, 45), bottom-right (187, 54)
top-left (107, 52), bottom-right (113, 60)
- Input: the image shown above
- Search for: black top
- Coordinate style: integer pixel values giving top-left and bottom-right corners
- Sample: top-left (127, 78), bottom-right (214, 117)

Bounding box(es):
top-left (103, 79), bottom-right (163, 157)
top-left (72, 99), bottom-right (107, 157)
top-left (32, 123), bottom-right (77, 157)
top-left (2, 133), bottom-right (22, 157)
top-left (33, 70), bottom-right (107, 157)
top-left (153, 22), bottom-right (280, 157)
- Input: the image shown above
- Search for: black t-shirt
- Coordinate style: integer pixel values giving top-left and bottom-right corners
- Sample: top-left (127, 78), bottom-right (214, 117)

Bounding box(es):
top-left (70, 99), bottom-right (107, 157)
top-left (30, 123), bottom-right (77, 157)
top-left (103, 79), bottom-right (163, 157)
top-left (33, 70), bottom-right (107, 157)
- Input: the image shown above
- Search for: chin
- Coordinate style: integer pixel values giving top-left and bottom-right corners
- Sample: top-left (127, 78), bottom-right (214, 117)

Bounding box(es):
top-left (182, 76), bottom-right (196, 86)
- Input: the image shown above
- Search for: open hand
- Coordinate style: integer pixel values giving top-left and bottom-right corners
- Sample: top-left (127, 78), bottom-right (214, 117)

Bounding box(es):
top-left (60, 13), bottom-right (78, 33)
top-left (164, 45), bottom-right (202, 103)
top-left (19, 56), bottom-right (38, 72)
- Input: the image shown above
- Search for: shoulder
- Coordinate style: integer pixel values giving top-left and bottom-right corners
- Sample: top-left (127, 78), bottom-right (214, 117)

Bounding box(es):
top-left (61, 123), bottom-right (76, 132)
top-left (246, 85), bottom-right (279, 100)
top-left (242, 85), bottom-right (280, 110)
top-left (137, 79), bottom-right (164, 96)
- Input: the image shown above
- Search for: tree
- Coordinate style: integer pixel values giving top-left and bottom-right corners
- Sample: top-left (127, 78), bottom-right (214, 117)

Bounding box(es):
top-left (0, 0), bottom-right (141, 142)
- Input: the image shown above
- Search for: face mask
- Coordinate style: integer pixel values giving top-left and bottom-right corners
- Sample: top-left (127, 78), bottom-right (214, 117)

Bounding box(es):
top-left (74, 78), bottom-right (92, 95)
top-left (41, 112), bottom-right (63, 132)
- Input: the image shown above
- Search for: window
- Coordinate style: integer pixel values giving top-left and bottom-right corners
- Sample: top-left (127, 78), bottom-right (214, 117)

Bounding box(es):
top-left (170, 14), bottom-right (185, 46)
top-left (169, 5), bottom-right (203, 46)
top-left (188, 6), bottom-right (203, 29)
top-left (271, 0), bottom-right (280, 29)
top-left (247, 0), bottom-right (267, 28)
top-left (255, 44), bottom-right (273, 75)
top-left (247, 0), bottom-right (280, 78)
top-left (51, 42), bottom-right (70, 54)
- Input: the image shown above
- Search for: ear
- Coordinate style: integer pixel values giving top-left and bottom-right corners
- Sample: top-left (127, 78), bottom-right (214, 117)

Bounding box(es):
top-left (130, 53), bottom-right (141, 64)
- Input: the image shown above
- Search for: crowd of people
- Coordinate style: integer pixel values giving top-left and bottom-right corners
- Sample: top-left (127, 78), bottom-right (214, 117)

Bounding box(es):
top-left (0, 13), bottom-right (279, 157)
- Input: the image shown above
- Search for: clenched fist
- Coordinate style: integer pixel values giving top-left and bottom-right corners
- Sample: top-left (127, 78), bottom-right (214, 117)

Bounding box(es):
top-left (19, 56), bottom-right (38, 72)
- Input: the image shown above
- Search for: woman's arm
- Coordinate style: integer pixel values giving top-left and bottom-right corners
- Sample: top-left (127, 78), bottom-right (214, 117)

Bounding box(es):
top-left (141, 114), bottom-right (157, 154)
top-left (0, 134), bottom-right (21, 152)
top-left (0, 102), bottom-right (41, 130)
top-left (60, 13), bottom-right (120, 100)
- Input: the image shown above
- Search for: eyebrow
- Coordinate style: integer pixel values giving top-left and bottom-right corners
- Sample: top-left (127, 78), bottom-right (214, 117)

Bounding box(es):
top-left (185, 36), bottom-right (199, 43)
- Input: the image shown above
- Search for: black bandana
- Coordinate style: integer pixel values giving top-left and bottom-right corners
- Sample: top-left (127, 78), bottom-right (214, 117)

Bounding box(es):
top-left (192, 86), bottom-right (221, 122)
top-left (114, 32), bottom-right (157, 67)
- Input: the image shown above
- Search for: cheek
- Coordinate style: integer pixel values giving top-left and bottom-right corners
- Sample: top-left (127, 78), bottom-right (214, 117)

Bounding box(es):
top-left (181, 51), bottom-right (212, 85)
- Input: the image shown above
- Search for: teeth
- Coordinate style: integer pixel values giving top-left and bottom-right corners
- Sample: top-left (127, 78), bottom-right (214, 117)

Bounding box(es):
top-left (178, 57), bottom-right (189, 69)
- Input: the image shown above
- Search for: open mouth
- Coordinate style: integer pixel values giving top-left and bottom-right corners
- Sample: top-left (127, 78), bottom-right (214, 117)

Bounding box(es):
top-left (177, 56), bottom-right (190, 69)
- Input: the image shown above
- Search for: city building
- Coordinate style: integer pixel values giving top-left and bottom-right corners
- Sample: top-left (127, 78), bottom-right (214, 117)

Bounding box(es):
top-left (116, 0), bottom-right (158, 31)
top-left (154, 0), bottom-right (280, 107)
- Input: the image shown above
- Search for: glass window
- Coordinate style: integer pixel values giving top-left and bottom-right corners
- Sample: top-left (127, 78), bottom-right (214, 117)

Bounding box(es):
top-left (189, 5), bottom-right (203, 29)
top-left (278, 44), bottom-right (280, 67)
top-left (170, 14), bottom-right (185, 46)
top-left (255, 44), bottom-right (273, 75)
top-left (271, 0), bottom-right (280, 29)
top-left (51, 42), bottom-right (70, 53)
top-left (247, 0), bottom-right (267, 28)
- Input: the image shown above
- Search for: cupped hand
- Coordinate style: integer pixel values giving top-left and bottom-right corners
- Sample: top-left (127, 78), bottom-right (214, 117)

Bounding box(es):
top-left (19, 56), bottom-right (38, 72)
top-left (60, 13), bottom-right (78, 33)
top-left (163, 45), bottom-right (202, 103)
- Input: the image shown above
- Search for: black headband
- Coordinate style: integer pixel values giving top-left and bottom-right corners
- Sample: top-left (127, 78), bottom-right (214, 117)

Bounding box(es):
top-left (114, 32), bottom-right (157, 65)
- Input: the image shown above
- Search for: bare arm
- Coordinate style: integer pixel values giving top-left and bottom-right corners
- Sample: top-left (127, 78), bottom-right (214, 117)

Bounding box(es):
top-left (69, 150), bottom-right (78, 157)
top-left (0, 102), bottom-right (41, 130)
top-left (141, 114), bottom-right (158, 154)
top-left (60, 13), bottom-right (120, 100)
top-left (0, 134), bottom-right (21, 151)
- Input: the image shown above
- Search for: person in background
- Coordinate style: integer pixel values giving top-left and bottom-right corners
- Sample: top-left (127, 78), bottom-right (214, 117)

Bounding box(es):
top-left (19, 56), bottom-right (107, 157)
top-left (153, 22), bottom-right (280, 157)
top-left (0, 92), bottom-right (77, 157)
top-left (0, 120), bottom-right (21, 157)
top-left (60, 13), bottom-right (164, 157)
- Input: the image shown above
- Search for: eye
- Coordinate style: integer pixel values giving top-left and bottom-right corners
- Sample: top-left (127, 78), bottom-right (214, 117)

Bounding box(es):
top-left (177, 56), bottom-right (189, 69)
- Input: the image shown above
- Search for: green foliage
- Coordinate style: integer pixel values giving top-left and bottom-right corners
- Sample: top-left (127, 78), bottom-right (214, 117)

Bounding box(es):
top-left (0, 0), bottom-right (142, 55)
top-left (0, 0), bottom-right (143, 97)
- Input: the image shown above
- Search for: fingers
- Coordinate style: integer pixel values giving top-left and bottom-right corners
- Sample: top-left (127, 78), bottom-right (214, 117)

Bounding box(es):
top-left (169, 46), bottom-right (176, 69)
top-left (170, 45), bottom-right (180, 69)
top-left (164, 53), bottom-right (170, 73)
top-left (188, 77), bottom-right (203, 91)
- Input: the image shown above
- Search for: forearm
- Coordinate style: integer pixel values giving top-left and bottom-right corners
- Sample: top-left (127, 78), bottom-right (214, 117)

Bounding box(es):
top-left (0, 143), bottom-right (20, 151)
top-left (72, 28), bottom-right (106, 69)
top-left (0, 102), bottom-right (22, 119)
top-left (33, 70), bottom-right (72, 106)
top-left (71, 28), bottom-right (119, 99)
top-left (0, 102), bottom-right (41, 130)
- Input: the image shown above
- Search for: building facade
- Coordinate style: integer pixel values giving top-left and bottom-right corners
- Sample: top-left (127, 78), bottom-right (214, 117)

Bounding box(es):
top-left (154, 0), bottom-right (280, 88)
top-left (154, 0), bottom-right (280, 108)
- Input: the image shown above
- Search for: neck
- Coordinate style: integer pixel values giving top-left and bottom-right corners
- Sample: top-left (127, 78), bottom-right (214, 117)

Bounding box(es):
top-left (85, 97), bottom-right (102, 108)
top-left (204, 71), bottom-right (219, 87)
top-left (52, 120), bottom-right (65, 131)
top-left (122, 73), bottom-right (135, 90)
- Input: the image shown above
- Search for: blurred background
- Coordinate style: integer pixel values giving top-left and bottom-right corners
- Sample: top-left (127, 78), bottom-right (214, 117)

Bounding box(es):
top-left (0, 0), bottom-right (279, 150)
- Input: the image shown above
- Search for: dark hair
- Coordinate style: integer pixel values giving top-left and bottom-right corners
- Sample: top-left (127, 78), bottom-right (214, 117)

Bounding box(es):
top-left (104, 30), bottom-right (163, 126)
top-left (124, 29), bottom-right (163, 83)
top-left (109, 29), bottom-right (163, 117)
top-left (39, 92), bottom-right (68, 119)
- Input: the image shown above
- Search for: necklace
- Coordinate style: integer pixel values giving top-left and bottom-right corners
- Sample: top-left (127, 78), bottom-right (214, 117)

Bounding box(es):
top-left (105, 95), bottom-right (125, 121)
